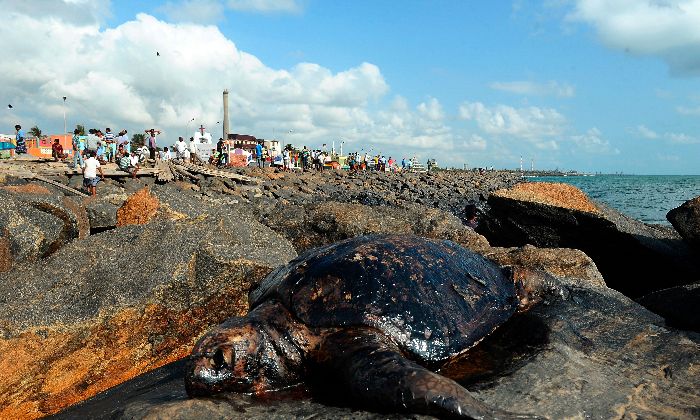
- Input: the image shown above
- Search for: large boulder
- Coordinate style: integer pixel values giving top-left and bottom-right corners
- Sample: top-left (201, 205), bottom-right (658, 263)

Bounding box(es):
top-left (480, 182), bottom-right (700, 298)
top-left (258, 201), bottom-right (491, 254)
top-left (0, 211), bottom-right (296, 419)
top-left (667, 195), bottom-right (700, 249)
top-left (54, 256), bottom-right (699, 420)
top-left (486, 244), bottom-right (606, 289)
top-left (0, 187), bottom-right (88, 272)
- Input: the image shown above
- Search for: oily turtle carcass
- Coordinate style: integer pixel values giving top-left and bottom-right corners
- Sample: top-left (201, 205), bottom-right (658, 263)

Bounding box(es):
top-left (186, 234), bottom-right (550, 419)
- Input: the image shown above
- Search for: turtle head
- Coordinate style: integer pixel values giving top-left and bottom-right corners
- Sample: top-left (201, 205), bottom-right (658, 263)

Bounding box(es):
top-left (185, 303), bottom-right (307, 397)
top-left (509, 267), bottom-right (559, 312)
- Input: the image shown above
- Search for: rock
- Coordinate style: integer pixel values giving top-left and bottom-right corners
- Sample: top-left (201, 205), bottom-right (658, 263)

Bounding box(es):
top-left (667, 195), bottom-right (700, 249)
top-left (0, 190), bottom-right (67, 272)
top-left (54, 262), bottom-right (700, 420)
top-left (637, 283), bottom-right (700, 332)
top-left (84, 193), bottom-right (126, 231)
top-left (116, 187), bottom-right (160, 226)
top-left (260, 201), bottom-right (491, 254)
top-left (0, 213), bottom-right (296, 419)
top-left (486, 244), bottom-right (606, 289)
top-left (22, 194), bottom-right (91, 246)
top-left (480, 182), bottom-right (700, 298)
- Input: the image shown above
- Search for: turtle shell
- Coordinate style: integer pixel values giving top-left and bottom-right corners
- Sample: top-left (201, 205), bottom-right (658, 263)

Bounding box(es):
top-left (250, 234), bottom-right (519, 363)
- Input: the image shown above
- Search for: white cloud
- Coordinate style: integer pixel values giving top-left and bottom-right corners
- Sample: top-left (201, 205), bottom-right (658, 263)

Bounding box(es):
top-left (666, 132), bottom-right (700, 144)
top-left (632, 124), bottom-right (699, 144)
top-left (570, 127), bottom-right (618, 154)
top-left (226, 0), bottom-right (302, 13)
top-left (0, 9), bottom-right (464, 165)
top-left (677, 105), bottom-right (700, 115)
top-left (458, 101), bottom-right (567, 141)
top-left (160, 0), bottom-right (225, 23)
top-left (635, 124), bottom-right (660, 139)
top-left (462, 134), bottom-right (487, 151)
top-left (569, 0), bottom-right (700, 76)
top-left (489, 80), bottom-right (575, 97)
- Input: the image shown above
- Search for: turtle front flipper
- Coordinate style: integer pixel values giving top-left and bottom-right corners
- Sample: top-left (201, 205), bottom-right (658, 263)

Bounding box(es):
top-left (312, 329), bottom-right (543, 420)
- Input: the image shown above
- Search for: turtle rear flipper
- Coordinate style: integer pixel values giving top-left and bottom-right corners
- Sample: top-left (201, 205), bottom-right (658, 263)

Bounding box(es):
top-left (313, 330), bottom-right (543, 420)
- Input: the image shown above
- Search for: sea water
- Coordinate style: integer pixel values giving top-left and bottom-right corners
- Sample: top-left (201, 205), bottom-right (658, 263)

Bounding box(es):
top-left (530, 175), bottom-right (700, 225)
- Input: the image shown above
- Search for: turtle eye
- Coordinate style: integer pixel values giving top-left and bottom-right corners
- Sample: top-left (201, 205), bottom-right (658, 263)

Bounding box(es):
top-left (212, 348), bottom-right (227, 371)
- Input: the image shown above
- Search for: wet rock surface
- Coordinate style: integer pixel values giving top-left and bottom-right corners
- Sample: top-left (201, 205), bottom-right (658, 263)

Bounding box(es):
top-left (667, 195), bottom-right (700, 249)
top-left (480, 182), bottom-right (700, 298)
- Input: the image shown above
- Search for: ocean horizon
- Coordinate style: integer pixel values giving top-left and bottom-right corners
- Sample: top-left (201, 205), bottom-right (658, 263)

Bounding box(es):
top-left (530, 174), bottom-right (700, 225)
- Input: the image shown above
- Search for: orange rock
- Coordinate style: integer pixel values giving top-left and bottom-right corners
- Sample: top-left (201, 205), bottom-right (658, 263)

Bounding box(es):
top-left (493, 182), bottom-right (600, 214)
top-left (116, 187), bottom-right (160, 226)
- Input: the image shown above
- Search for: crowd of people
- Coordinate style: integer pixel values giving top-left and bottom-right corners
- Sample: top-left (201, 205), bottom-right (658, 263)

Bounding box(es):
top-left (8, 122), bottom-right (442, 197)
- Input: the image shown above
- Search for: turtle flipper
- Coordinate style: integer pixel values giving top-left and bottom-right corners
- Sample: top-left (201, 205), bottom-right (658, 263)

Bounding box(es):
top-left (312, 330), bottom-right (543, 419)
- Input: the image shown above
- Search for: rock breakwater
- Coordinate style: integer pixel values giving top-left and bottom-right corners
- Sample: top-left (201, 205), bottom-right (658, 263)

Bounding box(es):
top-left (0, 165), bottom-right (697, 419)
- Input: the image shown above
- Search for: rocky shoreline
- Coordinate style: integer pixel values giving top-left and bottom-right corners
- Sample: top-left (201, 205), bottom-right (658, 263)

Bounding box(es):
top-left (1, 164), bottom-right (698, 419)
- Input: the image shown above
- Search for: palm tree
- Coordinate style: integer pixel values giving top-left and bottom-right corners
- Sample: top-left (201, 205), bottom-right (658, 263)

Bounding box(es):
top-left (131, 133), bottom-right (146, 148)
top-left (29, 125), bottom-right (42, 138)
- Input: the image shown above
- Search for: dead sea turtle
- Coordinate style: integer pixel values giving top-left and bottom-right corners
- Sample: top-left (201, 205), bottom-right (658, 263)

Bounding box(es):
top-left (186, 234), bottom-right (552, 419)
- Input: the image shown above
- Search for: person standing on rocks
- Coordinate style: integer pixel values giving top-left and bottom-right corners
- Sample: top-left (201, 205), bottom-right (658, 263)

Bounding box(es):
top-left (104, 128), bottom-right (116, 163)
top-left (176, 137), bottom-right (187, 161)
top-left (301, 146), bottom-right (310, 171)
top-left (216, 138), bottom-right (228, 166)
top-left (82, 150), bottom-right (104, 196)
top-left (283, 148), bottom-right (291, 171)
top-left (116, 129), bottom-right (129, 153)
top-left (188, 137), bottom-right (199, 164)
top-left (256, 141), bottom-right (264, 168)
top-left (145, 128), bottom-right (161, 161)
top-left (14, 124), bottom-right (27, 154)
top-left (71, 128), bottom-right (84, 169)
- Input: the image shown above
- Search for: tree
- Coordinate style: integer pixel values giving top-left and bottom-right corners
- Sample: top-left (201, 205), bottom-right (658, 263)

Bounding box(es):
top-left (131, 133), bottom-right (146, 148)
top-left (284, 143), bottom-right (294, 151)
top-left (75, 124), bottom-right (86, 136)
top-left (29, 125), bottom-right (42, 138)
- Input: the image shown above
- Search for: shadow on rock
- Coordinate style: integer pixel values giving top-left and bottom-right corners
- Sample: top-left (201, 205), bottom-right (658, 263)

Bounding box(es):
top-left (441, 312), bottom-right (550, 389)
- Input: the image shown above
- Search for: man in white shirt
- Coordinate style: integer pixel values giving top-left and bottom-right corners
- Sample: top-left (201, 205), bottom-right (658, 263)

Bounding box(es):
top-left (160, 147), bottom-right (171, 161)
top-left (82, 150), bottom-right (105, 196)
top-left (188, 137), bottom-right (199, 163)
top-left (176, 137), bottom-right (187, 161)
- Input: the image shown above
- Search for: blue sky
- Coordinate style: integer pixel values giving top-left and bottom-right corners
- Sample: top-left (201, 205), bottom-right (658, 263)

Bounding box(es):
top-left (2, 0), bottom-right (700, 174)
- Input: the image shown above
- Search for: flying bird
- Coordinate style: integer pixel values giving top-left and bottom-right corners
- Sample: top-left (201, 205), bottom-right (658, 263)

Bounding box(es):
top-left (7, 104), bottom-right (12, 109)
top-left (156, 51), bottom-right (160, 56)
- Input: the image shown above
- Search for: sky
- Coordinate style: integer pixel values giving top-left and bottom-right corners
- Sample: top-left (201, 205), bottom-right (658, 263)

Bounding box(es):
top-left (2, 0), bottom-right (700, 174)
